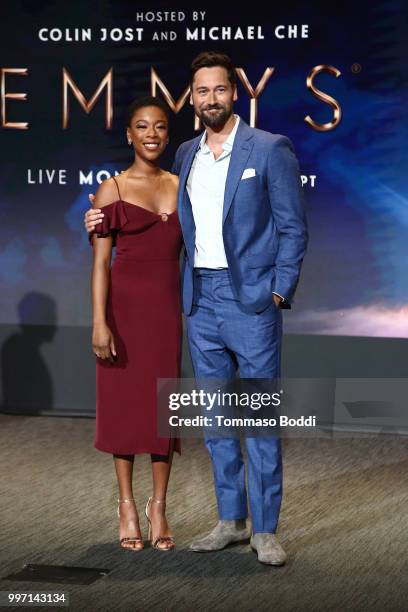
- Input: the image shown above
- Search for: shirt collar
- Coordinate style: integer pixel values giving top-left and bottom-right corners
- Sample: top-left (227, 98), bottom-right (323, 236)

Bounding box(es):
top-left (199, 114), bottom-right (240, 154)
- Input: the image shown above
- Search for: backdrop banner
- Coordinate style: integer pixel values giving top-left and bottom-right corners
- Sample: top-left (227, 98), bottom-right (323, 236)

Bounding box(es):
top-left (0, 1), bottom-right (407, 413)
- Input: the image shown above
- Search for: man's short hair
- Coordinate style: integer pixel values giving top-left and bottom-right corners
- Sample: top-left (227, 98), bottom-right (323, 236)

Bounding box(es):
top-left (190, 51), bottom-right (236, 88)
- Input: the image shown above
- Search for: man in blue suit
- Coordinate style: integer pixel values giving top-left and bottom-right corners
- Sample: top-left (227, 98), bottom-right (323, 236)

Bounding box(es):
top-left (172, 52), bottom-right (308, 565)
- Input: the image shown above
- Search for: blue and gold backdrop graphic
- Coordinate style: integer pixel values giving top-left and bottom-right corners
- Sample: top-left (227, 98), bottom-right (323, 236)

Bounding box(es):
top-left (1, 1), bottom-right (407, 337)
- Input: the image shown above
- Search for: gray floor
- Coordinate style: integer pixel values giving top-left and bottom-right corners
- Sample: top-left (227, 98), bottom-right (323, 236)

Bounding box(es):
top-left (0, 413), bottom-right (407, 611)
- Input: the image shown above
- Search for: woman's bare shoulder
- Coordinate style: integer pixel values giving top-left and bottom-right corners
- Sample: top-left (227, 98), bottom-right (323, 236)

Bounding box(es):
top-left (93, 177), bottom-right (121, 209)
top-left (165, 171), bottom-right (179, 187)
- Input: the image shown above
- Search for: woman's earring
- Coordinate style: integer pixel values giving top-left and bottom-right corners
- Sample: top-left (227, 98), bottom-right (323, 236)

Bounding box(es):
top-left (127, 138), bottom-right (132, 145)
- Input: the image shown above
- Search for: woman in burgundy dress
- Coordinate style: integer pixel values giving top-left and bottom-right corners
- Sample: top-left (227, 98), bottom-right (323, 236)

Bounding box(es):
top-left (90, 97), bottom-right (182, 551)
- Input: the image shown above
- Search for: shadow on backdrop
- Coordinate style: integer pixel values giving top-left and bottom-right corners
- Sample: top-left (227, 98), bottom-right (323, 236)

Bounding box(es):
top-left (1, 292), bottom-right (57, 414)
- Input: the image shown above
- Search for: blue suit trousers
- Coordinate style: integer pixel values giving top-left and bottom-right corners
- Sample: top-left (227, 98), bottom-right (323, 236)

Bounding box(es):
top-left (186, 268), bottom-right (283, 534)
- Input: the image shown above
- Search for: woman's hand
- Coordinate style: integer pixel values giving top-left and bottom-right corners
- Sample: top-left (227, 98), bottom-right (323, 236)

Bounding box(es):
top-left (92, 322), bottom-right (117, 362)
top-left (85, 193), bottom-right (104, 233)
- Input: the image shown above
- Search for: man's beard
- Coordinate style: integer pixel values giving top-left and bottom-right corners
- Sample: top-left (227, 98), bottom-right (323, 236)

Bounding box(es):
top-left (198, 104), bottom-right (232, 129)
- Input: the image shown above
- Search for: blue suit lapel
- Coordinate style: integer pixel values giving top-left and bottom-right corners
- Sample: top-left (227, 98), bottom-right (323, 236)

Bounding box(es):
top-left (177, 134), bottom-right (202, 224)
top-left (177, 119), bottom-right (254, 230)
top-left (222, 119), bottom-right (254, 224)
top-left (177, 134), bottom-right (201, 260)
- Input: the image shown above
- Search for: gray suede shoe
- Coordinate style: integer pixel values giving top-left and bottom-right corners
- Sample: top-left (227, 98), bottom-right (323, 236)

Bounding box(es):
top-left (250, 533), bottom-right (287, 566)
top-left (190, 520), bottom-right (251, 552)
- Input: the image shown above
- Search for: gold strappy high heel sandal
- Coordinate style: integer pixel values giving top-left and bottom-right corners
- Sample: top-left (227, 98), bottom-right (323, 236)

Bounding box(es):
top-left (117, 498), bottom-right (144, 551)
top-left (145, 497), bottom-right (175, 551)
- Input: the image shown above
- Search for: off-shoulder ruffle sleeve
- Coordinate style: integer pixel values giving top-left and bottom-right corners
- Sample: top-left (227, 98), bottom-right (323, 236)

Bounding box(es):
top-left (89, 201), bottom-right (128, 247)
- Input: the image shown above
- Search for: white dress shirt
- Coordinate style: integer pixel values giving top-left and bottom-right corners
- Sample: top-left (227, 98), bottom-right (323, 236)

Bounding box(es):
top-left (186, 115), bottom-right (240, 268)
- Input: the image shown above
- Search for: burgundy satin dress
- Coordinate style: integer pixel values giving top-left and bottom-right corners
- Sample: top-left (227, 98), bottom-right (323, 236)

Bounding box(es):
top-left (90, 185), bottom-right (182, 455)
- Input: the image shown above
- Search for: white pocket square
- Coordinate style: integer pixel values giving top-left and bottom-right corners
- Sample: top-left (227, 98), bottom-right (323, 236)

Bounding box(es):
top-left (241, 168), bottom-right (256, 180)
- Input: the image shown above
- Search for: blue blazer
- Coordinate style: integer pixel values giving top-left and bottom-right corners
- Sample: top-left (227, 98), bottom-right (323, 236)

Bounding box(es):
top-left (172, 118), bottom-right (308, 315)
